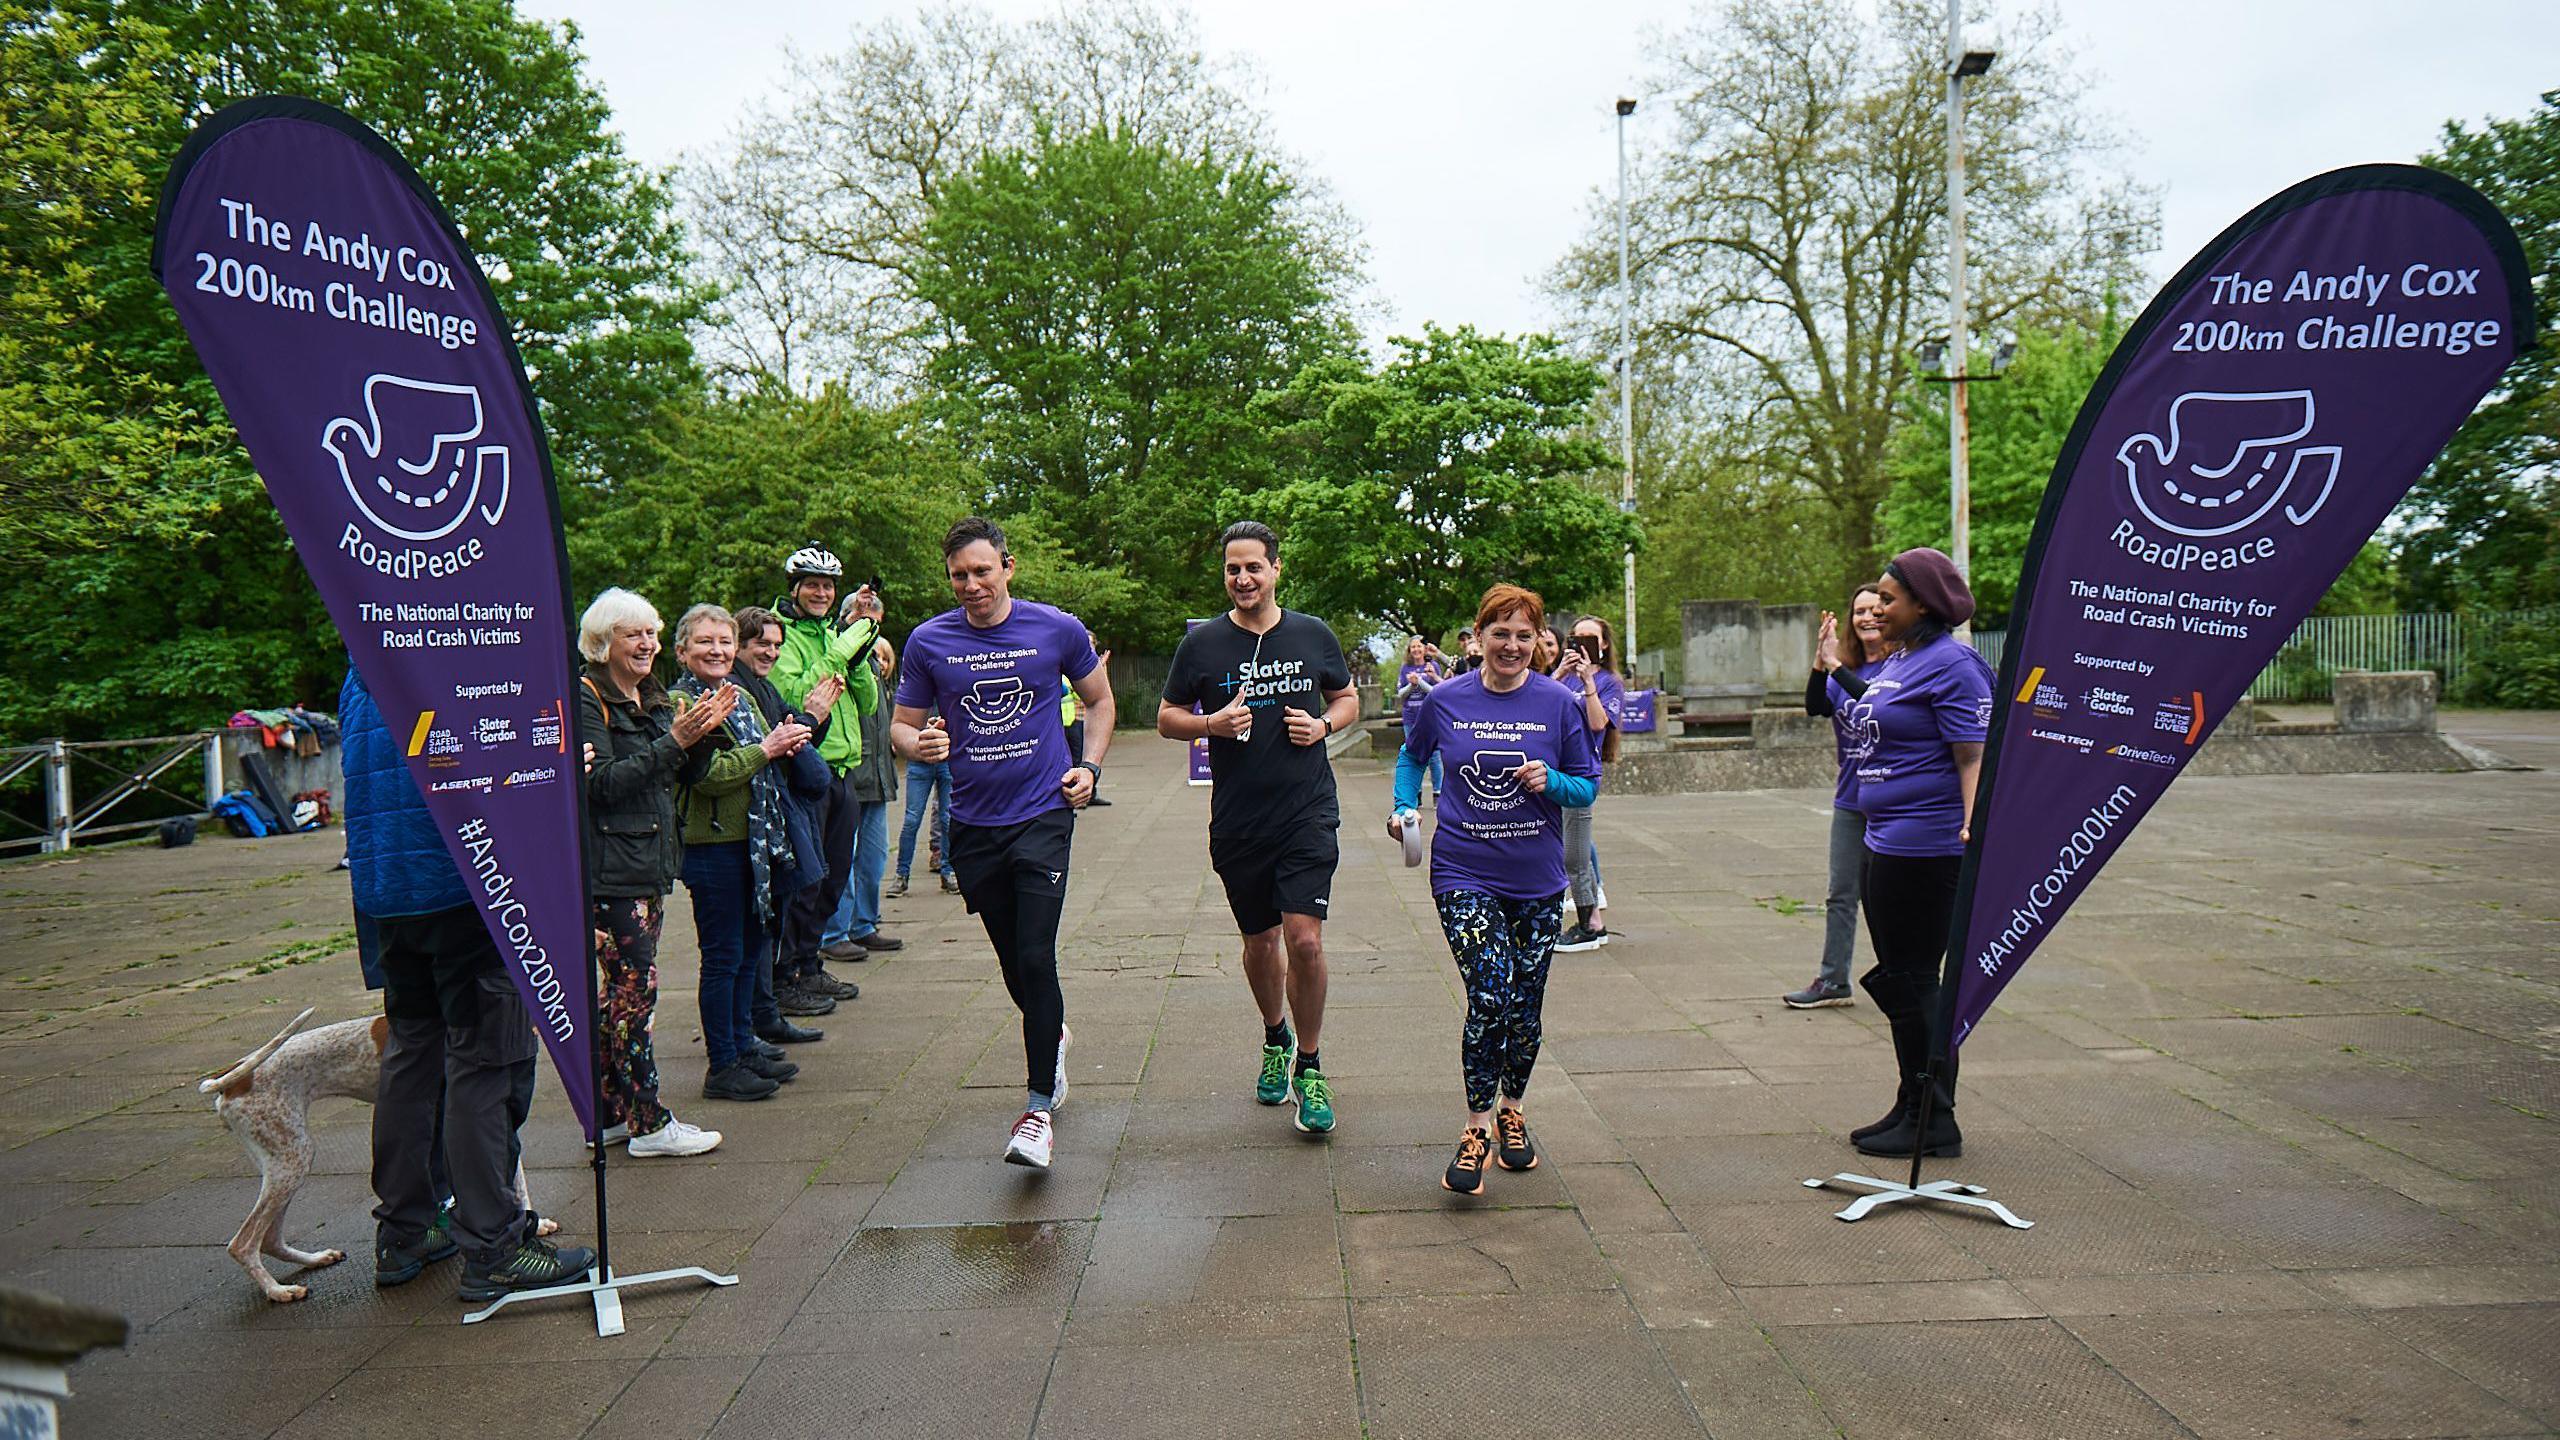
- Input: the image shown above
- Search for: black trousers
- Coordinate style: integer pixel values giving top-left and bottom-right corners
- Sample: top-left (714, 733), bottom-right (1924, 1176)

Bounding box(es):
top-left (1858, 849), bottom-right (1962, 1097)
top-left (951, 809), bottom-right (1074, 1100)
top-left (371, 904), bottom-right (536, 1264)
top-left (781, 769), bottom-right (859, 976)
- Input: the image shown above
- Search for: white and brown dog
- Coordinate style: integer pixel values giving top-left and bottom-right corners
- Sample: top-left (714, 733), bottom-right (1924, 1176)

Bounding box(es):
top-left (200, 1007), bottom-right (551, 1303)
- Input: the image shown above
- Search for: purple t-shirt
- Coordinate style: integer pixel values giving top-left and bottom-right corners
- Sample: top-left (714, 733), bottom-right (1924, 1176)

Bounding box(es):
top-left (895, 599), bottom-right (1099, 828)
top-left (1561, 667), bottom-right (1626, 751)
top-left (1825, 668), bottom-right (1868, 811)
top-left (1852, 636), bottom-right (1992, 857)
top-left (1402, 671), bottom-right (1603, 900)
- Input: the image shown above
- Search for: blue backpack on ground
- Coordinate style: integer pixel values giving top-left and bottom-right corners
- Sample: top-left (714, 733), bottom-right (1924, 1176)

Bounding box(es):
top-left (209, 788), bottom-right (283, 838)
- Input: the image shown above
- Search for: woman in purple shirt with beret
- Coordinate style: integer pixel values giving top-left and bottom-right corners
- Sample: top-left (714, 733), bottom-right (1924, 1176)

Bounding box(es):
top-left (1849, 548), bottom-right (1990, 1160)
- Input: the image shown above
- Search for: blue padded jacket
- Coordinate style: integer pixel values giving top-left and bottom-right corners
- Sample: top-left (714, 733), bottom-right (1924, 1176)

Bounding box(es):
top-left (341, 667), bottom-right (470, 918)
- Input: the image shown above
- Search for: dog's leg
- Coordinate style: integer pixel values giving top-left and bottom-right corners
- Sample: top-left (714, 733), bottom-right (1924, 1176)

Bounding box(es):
top-left (230, 1157), bottom-right (313, 1303)
top-left (512, 1160), bottom-right (560, 1238)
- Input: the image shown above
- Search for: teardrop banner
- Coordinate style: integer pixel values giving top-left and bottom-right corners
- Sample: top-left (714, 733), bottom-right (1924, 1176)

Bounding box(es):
top-left (1948, 165), bottom-right (2533, 1048)
top-left (152, 98), bottom-right (597, 1134)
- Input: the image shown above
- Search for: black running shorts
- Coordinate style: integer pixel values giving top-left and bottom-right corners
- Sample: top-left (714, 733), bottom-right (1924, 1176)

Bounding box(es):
top-left (1210, 824), bottom-right (1340, 934)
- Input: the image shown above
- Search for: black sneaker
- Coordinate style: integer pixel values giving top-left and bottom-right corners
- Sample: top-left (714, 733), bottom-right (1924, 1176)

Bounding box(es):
top-left (457, 1236), bottom-right (597, 1302)
top-left (1494, 1108), bottom-right (1540, 1171)
top-left (742, 1050), bottom-right (799, 1083)
top-left (776, 983), bottom-right (837, 1016)
top-left (1783, 981), bottom-right (1854, 1009)
top-left (806, 969), bottom-right (861, 999)
top-left (757, 1019), bottom-right (826, 1045)
top-left (1554, 924), bottom-right (1609, 953)
top-left (702, 1063), bottom-right (780, 1101)
top-left (748, 1036), bottom-right (786, 1061)
top-left (1442, 1126), bottom-right (1492, 1196)
top-left (374, 1212), bottom-right (458, 1287)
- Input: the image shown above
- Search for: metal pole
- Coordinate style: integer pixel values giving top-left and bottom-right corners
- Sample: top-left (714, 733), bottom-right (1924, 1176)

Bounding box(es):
top-left (46, 739), bottom-right (71, 853)
top-left (1616, 98), bottom-right (1639, 666)
top-left (203, 731), bottom-right (225, 811)
top-left (1945, 0), bottom-right (1972, 633)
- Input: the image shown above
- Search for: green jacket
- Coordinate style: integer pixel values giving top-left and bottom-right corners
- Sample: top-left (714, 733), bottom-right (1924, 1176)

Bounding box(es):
top-left (769, 595), bottom-right (881, 777)
top-left (673, 699), bottom-right (772, 847)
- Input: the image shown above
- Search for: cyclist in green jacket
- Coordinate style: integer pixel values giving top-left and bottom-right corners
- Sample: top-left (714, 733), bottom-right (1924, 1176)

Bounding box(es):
top-left (769, 545), bottom-right (883, 1006)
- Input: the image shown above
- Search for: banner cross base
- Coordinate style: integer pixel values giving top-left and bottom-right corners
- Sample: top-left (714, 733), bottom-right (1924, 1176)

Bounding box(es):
top-left (460, 1263), bottom-right (740, 1336)
top-left (1803, 1173), bottom-right (2034, 1229)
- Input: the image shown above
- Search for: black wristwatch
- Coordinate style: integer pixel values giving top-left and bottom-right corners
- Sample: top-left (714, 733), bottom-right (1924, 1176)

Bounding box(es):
top-left (1075, 759), bottom-right (1103, 779)
top-left (1323, 714), bottom-right (1336, 736)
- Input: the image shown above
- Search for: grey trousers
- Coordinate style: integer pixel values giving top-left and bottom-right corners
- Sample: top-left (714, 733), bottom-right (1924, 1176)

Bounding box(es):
top-left (1562, 804), bottom-right (1602, 910)
top-left (1818, 806), bottom-right (1868, 988)
top-left (372, 910), bottom-right (536, 1265)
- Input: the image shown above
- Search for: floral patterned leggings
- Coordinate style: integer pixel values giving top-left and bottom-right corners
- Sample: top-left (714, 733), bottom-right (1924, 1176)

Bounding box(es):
top-left (1435, 887), bottom-right (1565, 1114)
top-left (594, 896), bottom-right (670, 1137)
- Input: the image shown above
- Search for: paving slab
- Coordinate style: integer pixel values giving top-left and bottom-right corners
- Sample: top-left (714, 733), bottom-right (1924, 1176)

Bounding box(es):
top-left (5, 724), bottom-right (2554, 1437)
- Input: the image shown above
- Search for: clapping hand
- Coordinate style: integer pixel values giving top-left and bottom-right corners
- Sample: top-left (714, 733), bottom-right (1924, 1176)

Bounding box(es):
top-left (803, 674), bottom-right (846, 724)
top-left (1815, 612), bottom-right (1844, 673)
top-left (1282, 705), bottom-right (1326, 747)
top-left (671, 685), bottom-right (737, 746)
top-left (760, 720), bottom-right (812, 759)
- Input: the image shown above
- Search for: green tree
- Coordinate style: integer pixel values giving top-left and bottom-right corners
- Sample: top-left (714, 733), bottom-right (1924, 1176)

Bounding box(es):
top-left (0, 0), bottom-right (703, 743)
top-left (1878, 323), bottom-right (2116, 625)
top-left (1255, 325), bottom-right (1639, 642)
top-left (913, 124), bottom-right (1353, 648)
top-left (2395, 90), bottom-right (2560, 613)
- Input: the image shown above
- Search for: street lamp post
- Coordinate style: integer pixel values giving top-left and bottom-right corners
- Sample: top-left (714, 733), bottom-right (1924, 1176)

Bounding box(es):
top-left (1616, 96), bottom-right (1638, 665)
top-left (1946, 3), bottom-right (1995, 635)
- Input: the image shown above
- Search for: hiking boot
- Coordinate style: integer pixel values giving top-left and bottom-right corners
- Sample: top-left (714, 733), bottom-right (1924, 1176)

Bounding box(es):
top-left (806, 968), bottom-right (861, 999)
top-left (940, 871), bottom-right (962, 894)
top-left (456, 1235), bottom-right (598, 1302)
top-left (628, 1117), bottom-right (723, 1158)
top-left (701, 1064), bottom-right (779, 1102)
top-left (1256, 1037), bottom-right (1295, 1106)
top-left (1003, 1109), bottom-right (1055, 1169)
top-left (757, 1019), bottom-right (826, 1045)
top-left (776, 983), bottom-right (836, 1016)
top-left (1784, 980), bottom-right (1854, 1010)
top-left (1494, 1108), bottom-right (1539, 1170)
top-left (1442, 1126), bottom-right (1492, 1195)
top-left (819, 939), bottom-right (870, 965)
top-left (1292, 1068), bottom-right (1336, 1135)
top-left (887, 873), bottom-right (910, 898)
top-left (853, 932), bottom-right (903, 953)
top-left (1554, 923), bottom-right (1610, 953)
top-left (374, 1210), bottom-right (458, 1287)
top-left (741, 1050), bottom-right (800, 1084)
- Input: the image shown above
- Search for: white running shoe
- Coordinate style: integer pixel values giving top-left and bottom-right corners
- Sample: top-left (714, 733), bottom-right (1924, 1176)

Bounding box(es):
top-left (591, 1122), bottom-right (630, 1148)
top-left (1004, 1109), bottom-right (1055, 1168)
top-left (1050, 1023), bottom-right (1073, 1112)
top-left (627, 1117), bottom-right (722, 1158)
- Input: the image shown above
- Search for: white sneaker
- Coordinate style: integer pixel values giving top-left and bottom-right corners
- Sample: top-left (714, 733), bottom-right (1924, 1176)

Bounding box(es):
top-left (1049, 1023), bottom-right (1073, 1112)
top-left (1004, 1109), bottom-right (1054, 1168)
top-left (628, 1117), bottom-right (722, 1158)
top-left (591, 1122), bottom-right (630, 1147)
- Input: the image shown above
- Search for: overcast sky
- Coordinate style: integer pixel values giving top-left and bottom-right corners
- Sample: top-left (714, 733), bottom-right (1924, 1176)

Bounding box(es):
top-left (524, 0), bottom-right (2555, 348)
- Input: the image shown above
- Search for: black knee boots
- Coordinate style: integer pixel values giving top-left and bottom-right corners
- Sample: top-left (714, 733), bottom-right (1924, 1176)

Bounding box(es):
top-left (1853, 965), bottom-right (1962, 1158)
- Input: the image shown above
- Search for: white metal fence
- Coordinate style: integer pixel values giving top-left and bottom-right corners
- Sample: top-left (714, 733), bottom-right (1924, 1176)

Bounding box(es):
top-left (0, 732), bottom-right (227, 854)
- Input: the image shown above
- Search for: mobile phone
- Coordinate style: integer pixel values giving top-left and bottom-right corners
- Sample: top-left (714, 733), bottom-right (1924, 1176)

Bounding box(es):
top-left (1571, 635), bottom-right (1602, 661)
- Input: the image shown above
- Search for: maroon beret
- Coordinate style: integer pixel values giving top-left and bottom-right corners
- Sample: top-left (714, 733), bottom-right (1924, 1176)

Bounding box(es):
top-left (1887, 547), bottom-right (1977, 627)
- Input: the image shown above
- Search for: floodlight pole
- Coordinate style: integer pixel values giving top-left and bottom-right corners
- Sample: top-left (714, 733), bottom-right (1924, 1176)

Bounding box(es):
top-left (1944, 0), bottom-right (1986, 639)
top-left (1615, 96), bottom-right (1639, 664)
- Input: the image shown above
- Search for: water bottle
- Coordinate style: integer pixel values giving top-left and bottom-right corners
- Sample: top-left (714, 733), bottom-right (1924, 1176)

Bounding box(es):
top-left (1397, 807), bottom-right (1424, 867)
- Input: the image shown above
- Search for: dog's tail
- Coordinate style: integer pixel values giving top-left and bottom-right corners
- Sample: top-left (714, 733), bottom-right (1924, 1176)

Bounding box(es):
top-left (199, 1006), bottom-right (318, 1098)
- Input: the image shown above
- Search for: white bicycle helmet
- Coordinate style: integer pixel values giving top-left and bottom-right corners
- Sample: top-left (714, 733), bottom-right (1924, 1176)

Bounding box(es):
top-left (785, 545), bottom-right (843, 580)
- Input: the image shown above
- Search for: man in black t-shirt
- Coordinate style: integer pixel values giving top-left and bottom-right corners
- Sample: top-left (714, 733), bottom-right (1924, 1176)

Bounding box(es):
top-left (1160, 521), bottom-right (1357, 1135)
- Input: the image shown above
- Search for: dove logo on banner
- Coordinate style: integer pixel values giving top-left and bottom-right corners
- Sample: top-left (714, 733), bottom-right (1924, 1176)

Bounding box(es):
top-left (2111, 389), bottom-right (2342, 568)
top-left (324, 373), bottom-right (512, 557)
top-left (1943, 165), bottom-right (2532, 1053)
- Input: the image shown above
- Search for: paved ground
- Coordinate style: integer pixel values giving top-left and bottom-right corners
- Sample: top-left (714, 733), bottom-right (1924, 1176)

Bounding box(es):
top-left (5, 714), bottom-right (2556, 1439)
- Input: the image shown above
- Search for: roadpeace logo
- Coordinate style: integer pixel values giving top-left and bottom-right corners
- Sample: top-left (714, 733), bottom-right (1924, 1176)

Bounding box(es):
top-left (957, 675), bottom-right (1041, 735)
top-left (2109, 389), bottom-right (2340, 572)
top-left (323, 373), bottom-right (510, 580)
top-left (1455, 748), bottom-right (1532, 811)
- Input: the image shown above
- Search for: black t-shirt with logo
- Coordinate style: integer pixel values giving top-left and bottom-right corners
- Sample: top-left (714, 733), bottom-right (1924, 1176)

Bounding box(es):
top-left (1162, 610), bottom-right (1353, 837)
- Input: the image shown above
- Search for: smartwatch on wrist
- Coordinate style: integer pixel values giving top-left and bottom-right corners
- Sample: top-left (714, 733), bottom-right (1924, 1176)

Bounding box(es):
top-left (1075, 759), bottom-right (1103, 780)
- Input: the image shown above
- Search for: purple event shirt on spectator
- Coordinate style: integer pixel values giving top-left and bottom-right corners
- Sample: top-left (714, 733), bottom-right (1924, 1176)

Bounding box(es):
top-left (1402, 671), bottom-right (1603, 900)
top-left (1851, 636), bottom-right (1993, 857)
top-left (896, 600), bottom-right (1099, 828)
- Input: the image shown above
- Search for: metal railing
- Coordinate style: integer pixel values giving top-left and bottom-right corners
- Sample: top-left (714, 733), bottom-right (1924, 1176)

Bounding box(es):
top-left (1970, 611), bottom-right (2523, 703)
top-left (0, 732), bottom-right (226, 854)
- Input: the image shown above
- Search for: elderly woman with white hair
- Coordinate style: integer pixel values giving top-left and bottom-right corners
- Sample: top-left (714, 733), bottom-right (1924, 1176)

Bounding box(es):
top-left (574, 587), bottom-right (732, 1160)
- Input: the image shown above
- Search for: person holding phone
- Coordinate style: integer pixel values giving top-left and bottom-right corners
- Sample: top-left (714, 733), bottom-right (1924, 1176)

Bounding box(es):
top-left (1391, 584), bottom-right (1602, 1195)
top-left (768, 545), bottom-right (884, 1011)
top-left (1786, 585), bottom-right (1893, 1011)
top-left (671, 604), bottom-right (814, 1103)
top-left (1553, 617), bottom-right (1624, 952)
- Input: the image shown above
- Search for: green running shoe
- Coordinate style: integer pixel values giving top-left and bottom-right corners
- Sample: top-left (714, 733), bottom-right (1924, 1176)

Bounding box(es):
top-left (1256, 1040), bottom-right (1294, 1105)
top-left (1292, 1068), bottom-right (1336, 1134)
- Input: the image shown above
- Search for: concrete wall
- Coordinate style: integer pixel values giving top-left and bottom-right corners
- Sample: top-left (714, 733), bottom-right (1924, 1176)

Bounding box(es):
top-left (1679, 600), bottom-right (1766, 719)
